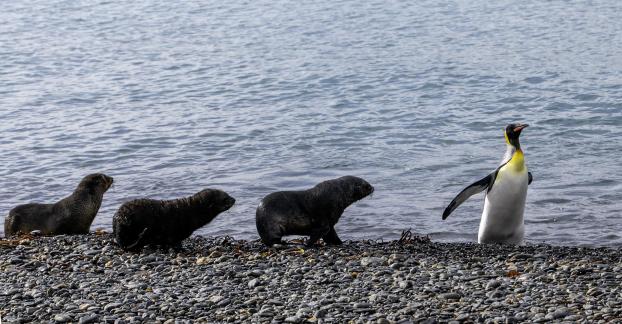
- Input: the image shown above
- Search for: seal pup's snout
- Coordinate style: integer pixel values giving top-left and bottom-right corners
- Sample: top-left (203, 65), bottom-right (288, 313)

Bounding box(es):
top-left (361, 181), bottom-right (374, 198)
top-left (224, 195), bottom-right (236, 210)
top-left (105, 175), bottom-right (114, 190)
top-left (215, 191), bottom-right (236, 212)
top-left (96, 173), bottom-right (113, 191)
top-left (349, 177), bottom-right (374, 200)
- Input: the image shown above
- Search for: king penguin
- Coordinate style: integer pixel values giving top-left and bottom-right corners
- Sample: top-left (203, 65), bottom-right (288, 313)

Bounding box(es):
top-left (442, 123), bottom-right (533, 244)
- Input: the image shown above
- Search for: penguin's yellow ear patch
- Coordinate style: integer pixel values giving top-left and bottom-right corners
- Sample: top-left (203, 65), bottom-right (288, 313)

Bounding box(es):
top-left (504, 130), bottom-right (510, 145)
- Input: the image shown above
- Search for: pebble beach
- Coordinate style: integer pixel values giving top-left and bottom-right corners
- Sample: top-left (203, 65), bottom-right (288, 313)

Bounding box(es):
top-left (1, 233), bottom-right (621, 323)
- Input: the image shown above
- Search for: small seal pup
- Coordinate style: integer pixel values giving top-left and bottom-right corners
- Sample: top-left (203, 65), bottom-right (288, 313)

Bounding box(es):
top-left (4, 173), bottom-right (113, 237)
top-left (256, 176), bottom-right (374, 247)
top-left (113, 189), bottom-right (235, 251)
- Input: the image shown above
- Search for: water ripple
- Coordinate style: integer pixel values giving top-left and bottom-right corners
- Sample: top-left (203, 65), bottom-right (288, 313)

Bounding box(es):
top-left (0, 0), bottom-right (621, 246)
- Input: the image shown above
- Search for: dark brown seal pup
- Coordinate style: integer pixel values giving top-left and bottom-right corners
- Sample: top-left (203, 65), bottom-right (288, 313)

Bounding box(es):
top-left (113, 189), bottom-right (235, 251)
top-left (4, 173), bottom-right (113, 237)
top-left (256, 176), bottom-right (374, 247)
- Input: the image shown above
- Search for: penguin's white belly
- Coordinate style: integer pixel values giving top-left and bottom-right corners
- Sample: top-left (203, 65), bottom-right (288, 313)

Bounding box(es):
top-left (478, 171), bottom-right (528, 244)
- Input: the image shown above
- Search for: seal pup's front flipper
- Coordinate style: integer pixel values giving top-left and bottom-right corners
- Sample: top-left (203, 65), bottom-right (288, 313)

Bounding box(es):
top-left (306, 225), bottom-right (332, 247)
top-left (442, 173), bottom-right (496, 220)
top-left (322, 226), bottom-right (343, 245)
top-left (124, 227), bottom-right (149, 251)
top-left (528, 172), bottom-right (533, 185)
top-left (306, 231), bottom-right (324, 247)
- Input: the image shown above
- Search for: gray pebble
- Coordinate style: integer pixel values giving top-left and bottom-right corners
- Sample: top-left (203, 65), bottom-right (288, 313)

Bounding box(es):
top-left (314, 309), bottom-right (327, 318)
top-left (0, 233), bottom-right (619, 323)
top-left (103, 302), bottom-right (123, 312)
top-left (209, 295), bottom-right (224, 304)
top-left (78, 314), bottom-right (99, 324)
top-left (440, 293), bottom-right (461, 300)
top-left (360, 257), bottom-right (385, 267)
top-left (354, 302), bottom-right (372, 309)
top-left (551, 307), bottom-right (571, 319)
top-left (248, 278), bottom-right (261, 288)
top-left (485, 279), bottom-right (501, 290)
top-left (54, 314), bottom-right (72, 323)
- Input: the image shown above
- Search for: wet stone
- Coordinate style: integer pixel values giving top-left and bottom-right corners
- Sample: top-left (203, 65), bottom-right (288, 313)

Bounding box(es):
top-left (78, 314), bottom-right (99, 324)
top-left (54, 314), bottom-right (72, 323)
top-left (440, 293), bottom-right (461, 300)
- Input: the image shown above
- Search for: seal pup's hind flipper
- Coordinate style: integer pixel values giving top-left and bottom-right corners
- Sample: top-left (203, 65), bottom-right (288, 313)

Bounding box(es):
top-left (442, 173), bottom-right (496, 220)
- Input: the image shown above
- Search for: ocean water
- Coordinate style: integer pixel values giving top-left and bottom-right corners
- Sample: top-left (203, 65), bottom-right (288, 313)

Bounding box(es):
top-left (1, 0), bottom-right (621, 246)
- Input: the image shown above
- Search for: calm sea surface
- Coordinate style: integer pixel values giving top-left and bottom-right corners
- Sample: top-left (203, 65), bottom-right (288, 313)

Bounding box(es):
top-left (1, 0), bottom-right (621, 246)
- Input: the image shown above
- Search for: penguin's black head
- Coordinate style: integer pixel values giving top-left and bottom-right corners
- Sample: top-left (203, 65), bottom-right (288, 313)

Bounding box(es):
top-left (504, 123), bottom-right (528, 149)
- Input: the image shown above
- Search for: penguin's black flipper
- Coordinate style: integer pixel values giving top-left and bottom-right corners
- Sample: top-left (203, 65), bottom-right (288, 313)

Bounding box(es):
top-left (442, 173), bottom-right (495, 220)
top-left (528, 172), bottom-right (533, 185)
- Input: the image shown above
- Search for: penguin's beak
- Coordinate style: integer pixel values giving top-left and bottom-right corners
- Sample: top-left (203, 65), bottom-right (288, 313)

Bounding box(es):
top-left (513, 124), bottom-right (529, 133)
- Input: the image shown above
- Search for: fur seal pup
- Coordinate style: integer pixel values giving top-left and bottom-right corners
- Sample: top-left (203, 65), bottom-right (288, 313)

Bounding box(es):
top-left (113, 189), bottom-right (235, 250)
top-left (4, 173), bottom-right (113, 237)
top-left (256, 176), bottom-right (374, 247)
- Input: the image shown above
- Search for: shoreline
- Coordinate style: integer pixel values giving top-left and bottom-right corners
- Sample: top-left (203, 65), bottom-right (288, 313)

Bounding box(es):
top-left (1, 233), bottom-right (621, 323)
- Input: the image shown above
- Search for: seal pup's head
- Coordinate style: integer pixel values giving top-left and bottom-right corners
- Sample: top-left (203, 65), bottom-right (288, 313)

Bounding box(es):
top-left (78, 173), bottom-right (114, 194)
top-left (192, 189), bottom-right (236, 213)
top-left (338, 175), bottom-right (374, 202)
